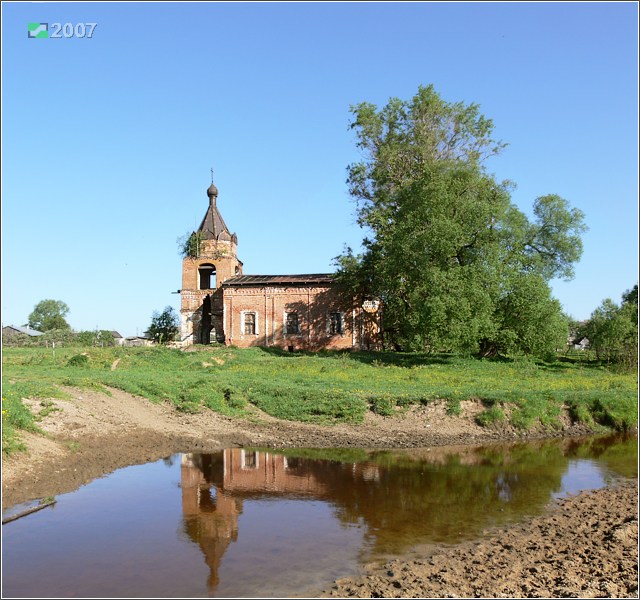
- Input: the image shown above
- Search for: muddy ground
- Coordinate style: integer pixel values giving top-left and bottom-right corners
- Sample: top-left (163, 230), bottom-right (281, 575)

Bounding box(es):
top-left (321, 479), bottom-right (638, 598)
top-left (2, 386), bottom-right (638, 598)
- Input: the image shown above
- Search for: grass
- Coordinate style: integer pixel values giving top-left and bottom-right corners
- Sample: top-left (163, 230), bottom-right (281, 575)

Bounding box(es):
top-left (1, 380), bottom-right (68, 454)
top-left (2, 345), bottom-right (637, 453)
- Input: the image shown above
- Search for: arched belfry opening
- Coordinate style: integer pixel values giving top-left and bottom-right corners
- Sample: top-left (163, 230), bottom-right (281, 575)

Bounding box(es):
top-left (198, 264), bottom-right (217, 290)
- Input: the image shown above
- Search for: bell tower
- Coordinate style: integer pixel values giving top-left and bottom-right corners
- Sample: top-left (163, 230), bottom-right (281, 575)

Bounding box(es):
top-left (180, 181), bottom-right (242, 345)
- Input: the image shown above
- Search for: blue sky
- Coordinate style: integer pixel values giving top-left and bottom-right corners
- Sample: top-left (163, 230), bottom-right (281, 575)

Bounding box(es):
top-left (2, 2), bottom-right (638, 337)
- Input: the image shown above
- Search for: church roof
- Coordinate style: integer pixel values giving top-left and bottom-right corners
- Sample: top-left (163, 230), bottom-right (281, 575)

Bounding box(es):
top-left (223, 274), bottom-right (336, 286)
top-left (198, 182), bottom-right (234, 242)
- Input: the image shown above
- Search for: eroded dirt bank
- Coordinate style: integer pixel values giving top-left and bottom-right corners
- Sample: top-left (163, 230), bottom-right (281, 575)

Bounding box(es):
top-left (2, 387), bottom-right (637, 599)
top-left (2, 386), bottom-right (597, 509)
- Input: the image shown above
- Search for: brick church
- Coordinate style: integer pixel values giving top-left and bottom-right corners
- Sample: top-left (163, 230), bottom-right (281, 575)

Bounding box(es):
top-left (179, 181), bottom-right (380, 350)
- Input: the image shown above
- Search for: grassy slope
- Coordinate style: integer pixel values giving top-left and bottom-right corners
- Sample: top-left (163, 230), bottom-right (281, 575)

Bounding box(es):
top-left (2, 346), bottom-right (637, 453)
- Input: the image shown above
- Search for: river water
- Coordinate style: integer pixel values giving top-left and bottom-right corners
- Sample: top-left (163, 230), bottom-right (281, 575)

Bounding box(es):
top-left (2, 433), bottom-right (637, 598)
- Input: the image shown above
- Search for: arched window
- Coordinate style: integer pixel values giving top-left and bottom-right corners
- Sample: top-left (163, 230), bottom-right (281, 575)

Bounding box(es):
top-left (198, 264), bottom-right (216, 290)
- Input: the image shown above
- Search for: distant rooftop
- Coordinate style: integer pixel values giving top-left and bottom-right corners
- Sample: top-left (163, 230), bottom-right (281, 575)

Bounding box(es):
top-left (2, 325), bottom-right (44, 337)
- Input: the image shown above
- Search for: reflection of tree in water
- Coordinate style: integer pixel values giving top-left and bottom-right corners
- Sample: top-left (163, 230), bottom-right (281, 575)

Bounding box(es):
top-left (274, 437), bottom-right (634, 557)
top-left (180, 435), bottom-right (636, 588)
top-left (292, 446), bottom-right (564, 555)
top-left (563, 433), bottom-right (638, 479)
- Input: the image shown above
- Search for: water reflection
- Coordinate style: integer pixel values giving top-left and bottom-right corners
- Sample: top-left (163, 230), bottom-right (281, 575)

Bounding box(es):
top-left (179, 434), bottom-right (637, 595)
top-left (180, 450), bottom-right (338, 590)
top-left (2, 435), bottom-right (636, 598)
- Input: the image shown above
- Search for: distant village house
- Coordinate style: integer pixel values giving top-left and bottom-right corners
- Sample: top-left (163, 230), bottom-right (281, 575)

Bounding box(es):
top-left (123, 334), bottom-right (154, 347)
top-left (2, 325), bottom-right (44, 342)
top-left (110, 331), bottom-right (125, 346)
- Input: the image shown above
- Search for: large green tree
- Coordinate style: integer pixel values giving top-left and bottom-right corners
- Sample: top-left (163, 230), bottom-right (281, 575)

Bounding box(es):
top-left (27, 299), bottom-right (71, 332)
top-left (148, 306), bottom-right (179, 344)
top-left (584, 285), bottom-right (638, 366)
top-left (336, 85), bottom-right (586, 357)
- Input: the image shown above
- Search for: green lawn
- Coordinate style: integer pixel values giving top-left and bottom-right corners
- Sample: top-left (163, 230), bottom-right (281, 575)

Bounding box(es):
top-left (2, 345), bottom-right (637, 454)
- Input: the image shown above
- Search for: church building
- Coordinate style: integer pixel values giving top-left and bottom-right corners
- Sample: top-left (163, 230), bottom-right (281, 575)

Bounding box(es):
top-left (179, 181), bottom-right (380, 351)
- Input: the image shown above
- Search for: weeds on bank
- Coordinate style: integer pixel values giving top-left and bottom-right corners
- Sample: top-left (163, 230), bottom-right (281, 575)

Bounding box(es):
top-left (1, 379), bottom-right (68, 454)
top-left (65, 441), bottom-right (81, 453)
top-left (36, 399), bottom-right (61, 419)
top-left (2, 346), bottom-right (637, 453)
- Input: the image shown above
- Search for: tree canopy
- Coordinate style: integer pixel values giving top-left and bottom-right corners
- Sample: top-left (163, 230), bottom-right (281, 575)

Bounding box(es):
top-left (583, 285), bottom-right (638, 367)
top-left (336, 85), bottom-right (587, 357)
top-left (75, 330), bottom-right (117, 347)
top-left (148, 306), bottom-right (179, 344)
top-left (27, 299), bottom-right (71, 332)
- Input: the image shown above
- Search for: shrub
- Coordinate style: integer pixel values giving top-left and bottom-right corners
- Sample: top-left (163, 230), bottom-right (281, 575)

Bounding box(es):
top-left (476, 406), bottom-right (505, 427)
top-left (369, 395), bottom-right (394, 416)
top-left (446, 398), bottom-right (462, 416)
top-left (67, 354), bottom-right (89, 367)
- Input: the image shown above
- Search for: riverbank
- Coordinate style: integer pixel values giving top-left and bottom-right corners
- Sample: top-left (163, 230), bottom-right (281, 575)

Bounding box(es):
top-left (321, 478), bottom-right (638, 598)
top-left (1, 385), bottom-right (599, 509)
top-left (3, 346), bottom-right (637, 456)
top-left (2, 386), bottom-right (637, 598)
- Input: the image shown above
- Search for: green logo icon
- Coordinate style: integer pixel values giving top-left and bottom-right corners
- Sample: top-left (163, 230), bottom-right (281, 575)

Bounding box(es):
top-left (28, 23), bottom-right (49, 38)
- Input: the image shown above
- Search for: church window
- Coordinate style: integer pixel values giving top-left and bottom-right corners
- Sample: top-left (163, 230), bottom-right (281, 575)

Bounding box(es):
top-left (240, 311), bottom-right (258, 335)
top-left (243, 312), bottom-right (256, 335)
top-left (285, 312), bottom-right (300, 335)
top-left (329, 312), bottom-right (344, 335)
top-left (241, 450), bottom-right (258, 469)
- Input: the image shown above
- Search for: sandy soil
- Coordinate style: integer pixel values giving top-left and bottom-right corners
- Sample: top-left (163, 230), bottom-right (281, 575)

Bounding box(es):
top-left (322, 479), bottom-right (638, 598)
top-left (2, 386), bottom-right (637, 598)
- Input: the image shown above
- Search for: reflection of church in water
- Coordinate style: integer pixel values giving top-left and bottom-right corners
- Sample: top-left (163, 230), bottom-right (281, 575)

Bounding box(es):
top-left (179, 444), bottom-right (563, 593)
top-left (180, 449), bottom-right (380, 591)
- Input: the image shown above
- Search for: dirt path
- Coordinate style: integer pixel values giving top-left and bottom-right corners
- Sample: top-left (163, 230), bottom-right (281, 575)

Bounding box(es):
top-left (2, 387), bottom-right (637, 598)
